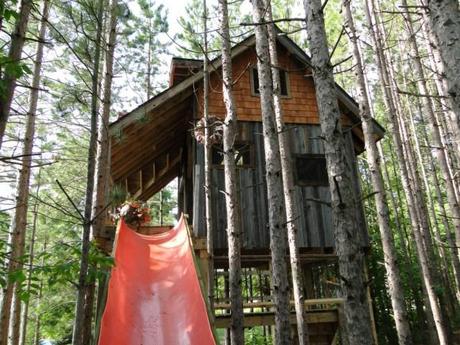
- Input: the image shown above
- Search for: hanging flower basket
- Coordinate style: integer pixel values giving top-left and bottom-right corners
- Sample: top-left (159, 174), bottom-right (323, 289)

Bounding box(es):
top-left (193, 116), bottom-right (223, 145)
top-left (113, 200), bottom-right (151, 229)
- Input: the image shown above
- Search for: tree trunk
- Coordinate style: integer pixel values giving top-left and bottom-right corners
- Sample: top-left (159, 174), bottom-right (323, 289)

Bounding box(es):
top-left (251, 1), bottom-right (291, 343)
top-left (264, 3), bottom-right (308, 344)
top-left (218, 1), bottom-right (244, 343)
top-left (420, 12), bottom-right (460, 170)
top-left (364, 0), bottom-right (450, 343)
top-left (0, 1), bottom-right (49, 343)
top-left (71, 0), bottom-right (104, 343)
top-left (303, 0), bottom-right (374, 343)
top-left (424, 0), bottom-right (460, 155)
top-left (19, 195), bottom-right (39, 345)
top-left (342, 1), bottom-right (413, 344)
top-left (0, 0), bottom-right (33, 150)
top-left (92, 0), bottom-right (118, 258)
top-left (90, 8), bottom-right (119, 341)
top-left (202, 0), bottom-right (215, 316)
top-left (401, 0), bottom-right (460, 267)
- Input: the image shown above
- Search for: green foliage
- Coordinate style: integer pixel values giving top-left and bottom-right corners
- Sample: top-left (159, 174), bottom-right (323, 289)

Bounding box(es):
top-left (147, 182), bottom-right (177, 225)
top-left (176, 0), bottom-right (251, 59)
top-left (114, 0), bottom-right (170, 106)
top-left (245, 327), bottom-right (273, 345)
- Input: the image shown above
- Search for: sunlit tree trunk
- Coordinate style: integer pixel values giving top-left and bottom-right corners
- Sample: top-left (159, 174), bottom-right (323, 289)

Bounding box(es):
top-left (401, 0), bottom-right (460, 269)
top-left (218, 1), bottom-right (244, 342)
top-left (251, 1), bottom-right (291, 343)
top-left (264, 3), bottom-right (308, 344)
top-left (365, 0), bottom-right (450, 343)
top-left (303, 0), bottom-right (374, 343)
top-left (342, 1), bottom-right (412, 343)
top-left (423, 0), bottom-right (460, 155)
top-left (0, 1), bottom-right (48, 343)
top-left (71, 0), bottom-right (104, 343)
top-left (202, 0), bottom-right (215, 316)
top-left (0, 0), bottom-right (33, 150)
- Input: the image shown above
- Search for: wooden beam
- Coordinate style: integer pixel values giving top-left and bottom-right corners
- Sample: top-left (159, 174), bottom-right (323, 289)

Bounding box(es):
top-left (213, 253), bottom-right (337, 263)
top-left (110, 109), bottom-right (189, 175)
top-left (133, 160), bottom-right (181, 200)
top-left (110, 84), bottom-right (195, 133)
top-left (214, 298), bottom-right (344, 311)
top-left (131, 148), bottom-right (183, 196)
top-left (112, 138), bottom-right (185, 182)
top-left (214, 310), bottom-right (338, 328)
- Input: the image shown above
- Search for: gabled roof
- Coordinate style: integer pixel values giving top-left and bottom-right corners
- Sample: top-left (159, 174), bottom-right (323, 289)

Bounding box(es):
top-left (110, 31), bottom-right (384, 137)
top-left (109, 31), bottom-right (384, 200)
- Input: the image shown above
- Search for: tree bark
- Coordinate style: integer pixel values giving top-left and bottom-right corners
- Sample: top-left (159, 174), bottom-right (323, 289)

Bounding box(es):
top-left (264, 3), bottom-right (308, 344)
top-left (424, 0), bottom-right (460, 155)
top-left (0, 0), bottom-right (33, 150)
top-left (420, 12), bottom-right (460, 170)
top-left (364, 0), bottom-right (450, 343)
top-left (19, 196), bottom-right (39, 345)
top-left (202, 0), bottom-right (215, 316)
top-left (401, 0), bottom-right (460, 269)
top-left (92, 0), bottom-right (118, 258)
top-left (71, 0), bottom-right (104, 343)
top-left (342, 1), bottom-right (413, 344)
top-left (0, 1), bottom-right (49, 343)
top-left (251, 1), bottom-right (291, 343)
top-left (218, 1), bottom-right (244, 343)
top-left (303, 0), bottom-right (374, 343)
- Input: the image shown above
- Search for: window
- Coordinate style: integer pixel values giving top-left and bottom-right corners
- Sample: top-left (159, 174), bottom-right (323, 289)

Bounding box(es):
top-left (251, 67), bottom-right (289, 97)
top-left (212, 142), bottom-right (253, 167)
top-left (294, 154), bottom-right (329, 186)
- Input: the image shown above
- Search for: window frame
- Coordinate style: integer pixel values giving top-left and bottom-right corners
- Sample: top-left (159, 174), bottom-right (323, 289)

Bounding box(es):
top-left (293, 153), bottom-right (329, 187)
top-left (250, 66), bottom-right (291, 98)
top-left (211, 141), bottom-right (255, 169)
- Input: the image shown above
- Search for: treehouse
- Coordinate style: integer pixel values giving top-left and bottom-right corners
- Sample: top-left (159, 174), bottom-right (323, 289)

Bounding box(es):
top-left (99, 33), bottom-right (384, 344)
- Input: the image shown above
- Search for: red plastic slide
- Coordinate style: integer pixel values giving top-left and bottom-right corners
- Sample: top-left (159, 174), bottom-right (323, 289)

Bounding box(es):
top-left (98, 215), bottom-right (216, 345)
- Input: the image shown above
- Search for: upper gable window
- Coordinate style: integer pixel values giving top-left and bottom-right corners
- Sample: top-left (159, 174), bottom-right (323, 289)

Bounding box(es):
top-left (251, 67), bottom-right (289, 97)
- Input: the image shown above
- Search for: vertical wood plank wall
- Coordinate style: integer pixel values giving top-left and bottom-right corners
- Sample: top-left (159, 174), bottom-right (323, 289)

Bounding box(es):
top-left (191, 121), bottom-right (368, 250)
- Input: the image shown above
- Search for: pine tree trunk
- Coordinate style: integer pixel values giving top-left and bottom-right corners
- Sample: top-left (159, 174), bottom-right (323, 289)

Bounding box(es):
top-left (251, 1), bottom-right (291, 343)
top-left (0, 1), bottom-right (49, 343)
top-left (303, 0), bottom-right (374, 343)
top-left (409, 98), bottom-right (458, 306)
top-left (420, 13), bottom-right (460, 168)
top-left (386, 20), bottom-right (453, 340)
top-left (342, 1), bottom-right (413, 344)
top-left (264, 3), bottom-right (308, 344)
top-left (19, 196), bottom-right (39, 345)
top-left (92, 0), bottom-right (118, 258)
top-left (202, 0), bottom-right (215, 315)
top-left (71, 0), bottom-right (104, 343)
top-left (218, 1), bottom-right (244, 342)
top-left (32, 241), bottom-right (46, 345)
top-left (424, 0), bottom-right (460, 155)
top-left (89, 11), bottom-right (118, 341)
top-left (380, 141), bottom-right (428, 336)
top-left (364, 0), bottom-right (450, 343)
top-left (0, 0), bottom-right (33, 150)
top-left (401, 0), bottom-right (460, 265)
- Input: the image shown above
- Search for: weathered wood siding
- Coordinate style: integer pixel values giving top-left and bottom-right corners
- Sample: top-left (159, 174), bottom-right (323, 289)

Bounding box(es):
top-left (195, 44), bottom-right (352, 126)
top-left (192, 121), bottom-right (368, 250)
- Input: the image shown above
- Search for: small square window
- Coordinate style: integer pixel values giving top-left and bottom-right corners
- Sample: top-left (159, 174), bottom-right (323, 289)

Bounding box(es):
top-left (294, 154), bottom-right (329, 186)
top-left (212, 142), bottom-right (253, 167)
top-left (251, 67), bottom-right (289, 97)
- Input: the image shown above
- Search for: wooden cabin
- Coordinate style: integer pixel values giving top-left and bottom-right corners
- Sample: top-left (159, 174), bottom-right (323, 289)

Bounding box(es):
top-left (100, 33), bottom-right (384, 344)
